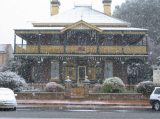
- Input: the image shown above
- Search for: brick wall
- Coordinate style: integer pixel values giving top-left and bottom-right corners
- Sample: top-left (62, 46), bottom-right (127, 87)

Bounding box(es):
top-left (88, 93), bottom-right (148, 100)
top-left (16, 92), bottom-right (148, 100)
top-left (16, 92), bottom-right (65, 100)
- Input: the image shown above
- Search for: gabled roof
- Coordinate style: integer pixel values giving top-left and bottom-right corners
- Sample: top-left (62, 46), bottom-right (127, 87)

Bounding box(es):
top-left (0, 44), bottom-right (13, 53)
top-left (0, 44), bottom-right (9, 53)
top-left (61, 20), bottom-right (102, 33)
top-left (15, 5), bottom-right (147, 35)
top-left (32, 5), bottom-right (129, 27)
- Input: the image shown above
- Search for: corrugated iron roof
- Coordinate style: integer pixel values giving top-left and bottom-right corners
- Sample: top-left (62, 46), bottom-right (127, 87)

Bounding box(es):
top-left (32, 6), bottom-right (129, 26)
top-left (15, 26), bottom-right (147, 31)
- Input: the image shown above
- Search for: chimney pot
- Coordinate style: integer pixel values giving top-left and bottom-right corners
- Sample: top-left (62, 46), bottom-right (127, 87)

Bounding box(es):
top-left (50, 0), bottom-right (60, 16)
top-left (103, 0), bottom-right (112, 16)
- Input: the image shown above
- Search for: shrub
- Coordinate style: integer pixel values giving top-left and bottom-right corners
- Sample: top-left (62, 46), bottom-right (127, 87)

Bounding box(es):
top-left (0, 71), bottom-right (27, 92)
top-left (102, 77), bottom-right (125, 93)
top-left (45, 82), bottom-right (65, 92)
top-left (136, 81), bottom-right (155, 97)
top-left (91, 84), bottom-right (102, 93)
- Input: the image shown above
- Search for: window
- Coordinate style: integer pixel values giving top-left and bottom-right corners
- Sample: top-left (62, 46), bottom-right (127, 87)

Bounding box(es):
top-left (154, 88), bottom-right (160, 94)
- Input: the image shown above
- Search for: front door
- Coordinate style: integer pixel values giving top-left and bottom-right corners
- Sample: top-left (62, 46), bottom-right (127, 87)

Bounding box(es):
top-left (78, 66), bottom-right (86, 85)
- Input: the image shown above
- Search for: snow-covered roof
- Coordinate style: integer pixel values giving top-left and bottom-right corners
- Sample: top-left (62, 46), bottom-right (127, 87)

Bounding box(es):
top-left (32, 6), bottom-right (129, 26)
top-left (0, 44), bottom-right (13, 55)
top-left (0, 44), bottom-right (8, 53)
top-left (15, 27), bottom-right (65, 30)
top-left (100, 27), bottom-right (148, 31)
top-left (15, 26), bottom-right (147, 32)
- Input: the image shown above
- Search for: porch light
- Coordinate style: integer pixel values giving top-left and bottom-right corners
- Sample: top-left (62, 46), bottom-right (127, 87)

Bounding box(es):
top-left (41, 58), bottom-right (44, 62)
top-left (63, 61), bottom-right (67, 64)
top-left (64, 76), bottom-right (72, 83)
top-left (121, 61), bottom-right (125, 65)
top-left (96, 61), bottom-right (100, 64)
top-left (83, 76), bottom-right (90, 84)
top-left (64, 76), bottom-right (72, 94)
top-left (136, 63), bottom-right (140, 66)
top-left (149, 52), bottom-right (153, 55)
top-left (51, 60), bottom-right (57, 64)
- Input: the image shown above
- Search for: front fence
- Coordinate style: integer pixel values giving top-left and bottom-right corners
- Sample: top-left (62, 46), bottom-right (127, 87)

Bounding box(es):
top-left (17, 83), bottom-right (147, 100)
top-left (23, 83), bottom-right (136, 93)
top-left (23, 83), bottom-right (46, 92)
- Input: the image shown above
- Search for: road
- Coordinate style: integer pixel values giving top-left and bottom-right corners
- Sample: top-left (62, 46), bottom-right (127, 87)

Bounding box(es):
top-left (0, 108), bottom-right (160, 119)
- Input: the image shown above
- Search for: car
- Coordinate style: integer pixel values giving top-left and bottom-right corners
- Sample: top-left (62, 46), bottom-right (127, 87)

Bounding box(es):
top-left (0, 88), bottom-right (17, 111)
top-left (150, 87), bottom-right (160, 111)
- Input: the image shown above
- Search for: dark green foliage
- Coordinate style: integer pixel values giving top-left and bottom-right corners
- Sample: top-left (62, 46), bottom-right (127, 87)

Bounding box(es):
top-left (127, 62), bottom-right (153, 84)
top-left (113, 0), bottom-right (160, 63)
top-left (136, 81), bottom-right (155, 97)
top-left (113, 0), bottom-right (160, 44)
top-left (4, 59), bottom-right (31, 83)
top-left (102, 84), bottom-right (117, 93)
top-left (156, 57), bottom-right (160, 66)
top-left (17, 60), bottom-right (32, 83)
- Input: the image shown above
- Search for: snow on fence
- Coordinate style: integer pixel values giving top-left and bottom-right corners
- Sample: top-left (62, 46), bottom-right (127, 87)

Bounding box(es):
top-left (23, 83), bottom-right (46, 92)
top-left (22, 83), bottom-right (136, 93)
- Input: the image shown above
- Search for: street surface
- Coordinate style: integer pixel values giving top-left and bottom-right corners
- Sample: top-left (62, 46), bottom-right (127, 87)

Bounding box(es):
top-left (0, 108), bottom-right (160, 119)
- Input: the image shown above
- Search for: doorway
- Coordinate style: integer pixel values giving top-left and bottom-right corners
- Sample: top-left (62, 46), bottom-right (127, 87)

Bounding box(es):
top-left (78, 66), bottom-right (86, 85)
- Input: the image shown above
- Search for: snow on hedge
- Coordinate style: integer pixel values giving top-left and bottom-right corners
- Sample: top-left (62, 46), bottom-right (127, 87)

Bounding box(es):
top-left (136, 81), bottom-right (155, 97)
top-left (0, 71), bottom-right (27, 92)
top-left (45, 82), bottom-right (65, 92)
top-left (102, 77), bottom-right (125, 93)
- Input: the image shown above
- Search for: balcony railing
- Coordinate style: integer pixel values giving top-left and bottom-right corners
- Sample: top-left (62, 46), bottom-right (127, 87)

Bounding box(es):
top-left (66, 46), bottom-right (97, 54)
top-left (15, 45), bottom-right (147, 55)
top-left (40, 45), bottom-right (64, 54)
top-left (99, 46), bottom-right (147, 54)
top-left (16, 45), bottom-right (38, 54)
top-left (99, 46), bottom-right (123, 54)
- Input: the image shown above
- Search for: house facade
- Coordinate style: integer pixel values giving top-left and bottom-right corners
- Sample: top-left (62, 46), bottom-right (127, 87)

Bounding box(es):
top-left (14, 0), bottom-right (148, 84)
top-left (0, 44), bottom-right (13, 66)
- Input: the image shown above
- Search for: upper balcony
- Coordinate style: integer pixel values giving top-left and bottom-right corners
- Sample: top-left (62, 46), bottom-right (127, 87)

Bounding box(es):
top-left (15, 45), bottom-right (147, 55)
top-left (14, 29), bottom-right (148, 56)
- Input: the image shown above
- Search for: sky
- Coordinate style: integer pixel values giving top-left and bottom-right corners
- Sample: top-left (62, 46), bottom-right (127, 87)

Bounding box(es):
top-left (0, 0), bottom-right (126, 46)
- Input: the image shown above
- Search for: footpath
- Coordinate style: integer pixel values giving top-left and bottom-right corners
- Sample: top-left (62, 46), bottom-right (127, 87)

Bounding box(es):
top-left (17, 99), bottom-right (151, 110)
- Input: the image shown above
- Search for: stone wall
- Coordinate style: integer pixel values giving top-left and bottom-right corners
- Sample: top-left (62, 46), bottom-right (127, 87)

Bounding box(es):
top-left (16, 92), bottom-right (65, 100)
top-left (16, 92), bottom-right (148, 100)
top-left (88, 93), bottom-right (148, 100)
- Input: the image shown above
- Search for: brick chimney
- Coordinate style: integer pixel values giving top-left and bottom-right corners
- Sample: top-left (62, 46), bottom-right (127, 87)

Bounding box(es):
top-left (50, 0), bottom-right (60, 16)
top-left (102, 0), bottom-right (112, 16)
